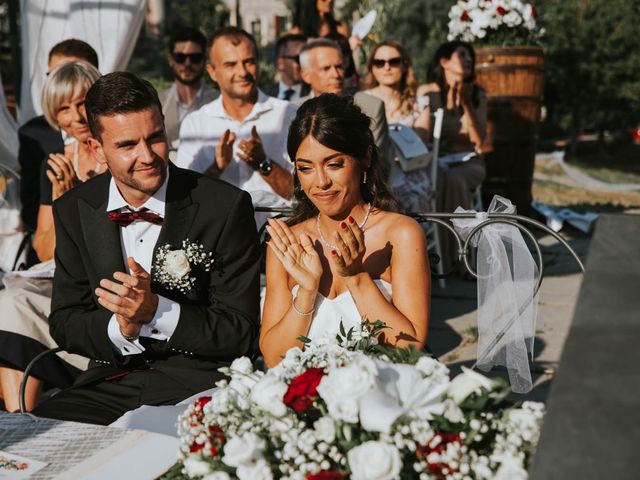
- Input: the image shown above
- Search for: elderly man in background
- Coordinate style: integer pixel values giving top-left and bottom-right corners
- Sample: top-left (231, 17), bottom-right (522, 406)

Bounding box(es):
top-left (176, 27), bottom-right (297, 226)
top-left (264, 33), bottom-right (309, 102)
top-left (297, 38), bottom-right (391, 175)
top-left (158, 26), bottom-right (218, 151)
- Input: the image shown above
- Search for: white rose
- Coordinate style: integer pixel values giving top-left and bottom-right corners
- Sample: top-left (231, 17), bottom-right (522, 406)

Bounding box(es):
top-left (250, 374), bottom-right (288, 417)
top-left (236, 458), bottom-right (274, 480)
top-left (165, 250), bottom-right (191, 278)
top-left (230, 357), bottom-right (254, 375)
top-left (348, 441), bottom-right (402, 480)
top-left (183, 455), bottom-right (212, 478)
top-left (221, 432), bottom-right (264, 467)
top-left (208, 388), bottom-right (231, 414)
top-left (313, 417), bottom-right (336, 443)
top-left (202, 472), bottom-right (231, 480)
top-left (447, 366), bottom-right (496, 405)
top-left (415, 356), bottom-right (450, 383)
top-left (442, 399), bottom-right (465, 423)
top-left (325, 397), bottom-right (360, 423)
top-left (317, 361), bottom-right (375, 423)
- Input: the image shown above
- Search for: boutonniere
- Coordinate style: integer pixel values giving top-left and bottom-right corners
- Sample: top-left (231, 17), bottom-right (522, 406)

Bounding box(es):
top-left (153, 239), bottom-right (214, 293)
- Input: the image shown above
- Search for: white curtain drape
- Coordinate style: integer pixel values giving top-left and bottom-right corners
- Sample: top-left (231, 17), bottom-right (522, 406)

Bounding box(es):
top-left (19, 0), bottom-right (147, 124)
top-left (0, 69), bottom-right (19, 171)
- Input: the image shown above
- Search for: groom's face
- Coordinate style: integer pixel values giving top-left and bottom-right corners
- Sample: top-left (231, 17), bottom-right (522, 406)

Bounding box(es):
top-left (89, 107), bottom-right (168, 207)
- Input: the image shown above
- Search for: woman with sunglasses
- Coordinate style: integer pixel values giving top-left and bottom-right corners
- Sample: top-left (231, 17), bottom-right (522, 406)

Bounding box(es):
top-left (364, 41), bottom-right (433, 217)
top-left (260, 94), bottom-right (430, 368)
top-left (0, 61), bottom-right (102, 411)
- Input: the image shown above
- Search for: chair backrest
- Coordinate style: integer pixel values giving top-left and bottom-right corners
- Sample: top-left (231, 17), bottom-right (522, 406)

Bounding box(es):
top-left (429, 108), bottom-right (444, 185)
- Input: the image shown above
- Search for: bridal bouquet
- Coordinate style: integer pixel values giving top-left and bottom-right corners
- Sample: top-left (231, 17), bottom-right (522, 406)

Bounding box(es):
top-left (447, 0), bottom-right (543, 45)
top-left (168, 323), bottom-right (544, 480)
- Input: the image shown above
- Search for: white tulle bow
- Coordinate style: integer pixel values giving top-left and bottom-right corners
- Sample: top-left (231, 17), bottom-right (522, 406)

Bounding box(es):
top-left (452, 196), bottom-right (539, 393)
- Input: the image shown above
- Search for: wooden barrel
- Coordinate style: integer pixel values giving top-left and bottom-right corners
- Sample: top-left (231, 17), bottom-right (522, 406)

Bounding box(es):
top-left (475, 46), bottom-right (544, 215)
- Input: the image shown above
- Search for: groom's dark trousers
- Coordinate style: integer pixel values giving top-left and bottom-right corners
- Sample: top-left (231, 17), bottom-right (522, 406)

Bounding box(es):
top-left (33, 164), bottom-right (261, 425)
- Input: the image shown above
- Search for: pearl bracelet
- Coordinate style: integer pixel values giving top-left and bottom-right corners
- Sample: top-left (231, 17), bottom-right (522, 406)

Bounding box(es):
top-left (291, 295), bottom-right (315, 316)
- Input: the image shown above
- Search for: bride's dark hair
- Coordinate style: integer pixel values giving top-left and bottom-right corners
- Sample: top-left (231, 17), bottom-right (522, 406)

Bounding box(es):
top-left (286, 93), bottom-right (396, 225)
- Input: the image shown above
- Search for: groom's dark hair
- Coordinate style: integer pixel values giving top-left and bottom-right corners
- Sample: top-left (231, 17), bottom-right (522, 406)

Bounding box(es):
top-left (85, 71), bottom-right (163, 141)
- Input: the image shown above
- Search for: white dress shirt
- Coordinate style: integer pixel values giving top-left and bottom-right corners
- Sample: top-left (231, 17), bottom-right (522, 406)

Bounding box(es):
top-left (106, 170), bottom-right (181, 356)
top-left (175, 90), bottom-right (297, 200)
top-left (277, 81), bottom-right (302, 101)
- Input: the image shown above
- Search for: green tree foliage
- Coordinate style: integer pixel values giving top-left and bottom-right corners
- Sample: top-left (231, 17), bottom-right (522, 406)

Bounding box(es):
top-left (128, 0), bottom-right (230, 90)
top-left (539, 0), bottom-right (640, 141)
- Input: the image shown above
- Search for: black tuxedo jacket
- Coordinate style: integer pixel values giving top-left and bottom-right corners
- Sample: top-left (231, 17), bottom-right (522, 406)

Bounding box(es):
top-left (18, 115), bottom-right (64, 231)
top-left (49, 163), bottom-right (261, 392)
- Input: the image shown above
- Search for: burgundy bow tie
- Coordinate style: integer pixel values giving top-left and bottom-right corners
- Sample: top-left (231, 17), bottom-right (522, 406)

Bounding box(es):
top-left (107, 207), bottom-right (163, 227)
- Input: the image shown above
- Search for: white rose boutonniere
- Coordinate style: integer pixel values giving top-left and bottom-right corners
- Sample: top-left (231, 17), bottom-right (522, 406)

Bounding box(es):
top-left (153, 239), bottom-right (214, 293)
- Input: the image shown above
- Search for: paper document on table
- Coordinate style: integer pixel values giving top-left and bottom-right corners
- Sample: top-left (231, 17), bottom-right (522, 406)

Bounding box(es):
top-left (0, 413), bottom-right (178, 480)
top-left (0, 450), bottom-right (48, 479)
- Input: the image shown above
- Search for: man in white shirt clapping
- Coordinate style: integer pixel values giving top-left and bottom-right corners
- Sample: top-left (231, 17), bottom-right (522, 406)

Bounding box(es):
top-left (176, 27), bottom-right (297, 226)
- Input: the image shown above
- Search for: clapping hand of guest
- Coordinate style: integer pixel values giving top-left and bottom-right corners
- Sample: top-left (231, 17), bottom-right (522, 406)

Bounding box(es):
top-left (207, 129), bottom-right (236, 177)
top-left (46, 152), bottom-right (79, 200)
top-left (330, 216), bottom-right (366, 278)
top-left (266, 218), bottom-right (322, 295)
top-left (448, 81), bottom-right (474, 110)
top-left (237, 126), bottom-right (266, 170)
top-left (95, 257), bottom-right (159, 339)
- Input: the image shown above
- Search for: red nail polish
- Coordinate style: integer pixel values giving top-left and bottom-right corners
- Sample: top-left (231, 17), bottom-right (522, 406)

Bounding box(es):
top-left (331, 250), bottom-right (338, 255)
top-left (340, 222), bottom-right (347, 229)
top-left (348, 216), bottom-right (355, 224)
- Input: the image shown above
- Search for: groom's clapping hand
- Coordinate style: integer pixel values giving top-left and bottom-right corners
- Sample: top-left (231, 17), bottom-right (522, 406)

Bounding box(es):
top-left (95, 257), bottom-right (159, 337)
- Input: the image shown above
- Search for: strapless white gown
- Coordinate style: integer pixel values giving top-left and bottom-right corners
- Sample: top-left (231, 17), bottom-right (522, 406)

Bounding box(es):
top-left (292, 279), bottom-right (393, 340)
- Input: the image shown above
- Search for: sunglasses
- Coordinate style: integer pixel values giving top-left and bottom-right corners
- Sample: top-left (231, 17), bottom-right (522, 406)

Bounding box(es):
top-left (171, 52), bottom-right (205, 64)
top-left (372, 57), bottom-right (403, 68)
top-left (280, 54), bottom-right (300, 63)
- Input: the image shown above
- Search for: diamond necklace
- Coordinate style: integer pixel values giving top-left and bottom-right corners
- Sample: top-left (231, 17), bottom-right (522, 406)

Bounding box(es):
top-left (316, 203), bottom-right (372, 250)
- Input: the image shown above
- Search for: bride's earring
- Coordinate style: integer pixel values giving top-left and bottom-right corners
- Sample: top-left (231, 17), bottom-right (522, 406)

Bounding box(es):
top-left (362, 171), bottom-right (367, 185)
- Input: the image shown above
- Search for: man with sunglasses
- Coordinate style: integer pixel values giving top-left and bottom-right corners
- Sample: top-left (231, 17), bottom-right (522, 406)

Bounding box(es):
top-left (264, 33), bottom-right (310, 102)
top-left (159, 27), bottom-right (218, 150)
top-left (176, 27), bottom-right (297, 228)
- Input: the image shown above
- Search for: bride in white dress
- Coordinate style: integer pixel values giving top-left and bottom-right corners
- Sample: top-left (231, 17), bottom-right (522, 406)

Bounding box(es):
top-left (261, 93), bottom-right (431, 368)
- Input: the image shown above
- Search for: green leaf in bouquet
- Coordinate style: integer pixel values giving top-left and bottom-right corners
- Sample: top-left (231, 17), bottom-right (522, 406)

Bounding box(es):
top-left (339, 321), bottom-right (346, 337)
top-left (297, 335), bottom-right (312, 345)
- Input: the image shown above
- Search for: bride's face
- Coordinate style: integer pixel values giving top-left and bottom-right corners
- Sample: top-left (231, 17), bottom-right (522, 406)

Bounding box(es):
top-left (295, 134), bottom-right (364, 218)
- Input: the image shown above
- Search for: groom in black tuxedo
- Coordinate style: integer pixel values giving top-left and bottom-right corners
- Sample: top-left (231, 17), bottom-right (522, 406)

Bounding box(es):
top-left (32, 72), bottom-right (261, 425)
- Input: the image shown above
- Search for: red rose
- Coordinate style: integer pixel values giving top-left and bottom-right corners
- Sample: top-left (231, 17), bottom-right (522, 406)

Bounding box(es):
top-left (283, 368), bottom-right (326, 412)
top-left (189, 441), bottom-right (204, 453)
top-left (531, 6), bottom-right (537, 18)
top-left (208, 425), bottom-right (225, 457)
top-left (195, 396), bottom-right (212, 408)
top-left (307, 471), bottom-right (344, 480)
top-left (460, 11), bottom-right (470, 21)
top-left (496, 6), bottom-right (507, 15)
top-left (416, 432), bottom-right (462, 478)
